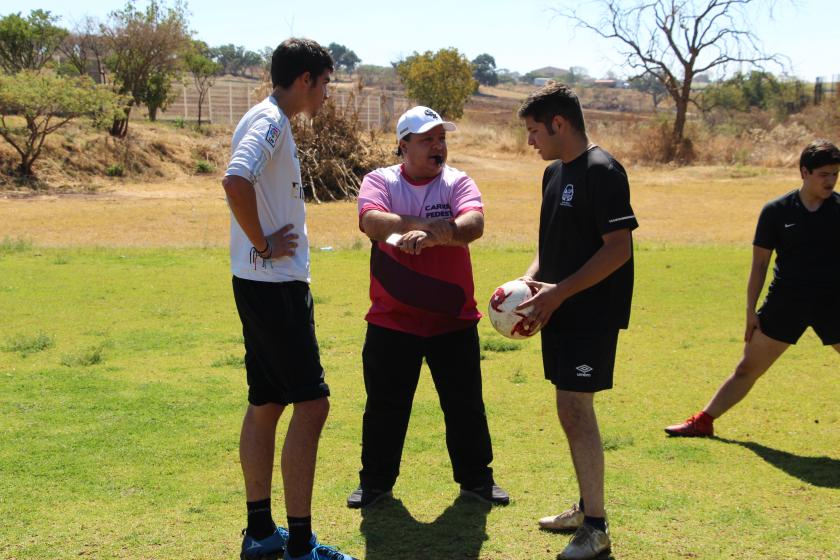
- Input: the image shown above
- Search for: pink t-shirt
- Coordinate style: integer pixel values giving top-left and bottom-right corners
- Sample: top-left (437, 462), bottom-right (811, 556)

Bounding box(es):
top-left (358, 164), bottom-right (484, 337)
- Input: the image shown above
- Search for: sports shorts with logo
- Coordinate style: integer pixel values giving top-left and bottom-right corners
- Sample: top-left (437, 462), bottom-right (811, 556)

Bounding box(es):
top-left (541, 330), bottom-right (620, 392)
top-left (232, 276), bottom-right (330, 405)
top-left (757, 285), bottom-right (840, 345)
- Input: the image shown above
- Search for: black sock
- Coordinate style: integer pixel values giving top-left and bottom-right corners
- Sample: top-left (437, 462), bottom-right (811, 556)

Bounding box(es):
top-left (578, 497), bottom-right (585, 513)
top-left (584, 515), bottom-right (607, 532)
top-left (286, 516), bottom-right (313, 557)
top-left (246, 498), bottom-right (276, 540)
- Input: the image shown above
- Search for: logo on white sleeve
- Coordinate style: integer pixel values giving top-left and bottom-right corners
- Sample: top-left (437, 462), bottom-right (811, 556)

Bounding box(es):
top-left (265, 124), bottom-right (281, 147)
top-left (576, 364), bottom-right (593, 377)
top-left (561, 184), bottom-right (574, 207)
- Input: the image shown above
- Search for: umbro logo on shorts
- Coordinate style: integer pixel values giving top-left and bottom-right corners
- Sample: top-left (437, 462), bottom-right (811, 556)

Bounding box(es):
top-left (576, 364), bottom-right (593, 377)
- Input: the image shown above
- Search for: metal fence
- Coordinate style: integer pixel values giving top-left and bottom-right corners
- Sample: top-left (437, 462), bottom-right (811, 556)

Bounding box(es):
top-left (152, 82), bottom-right (410, 131)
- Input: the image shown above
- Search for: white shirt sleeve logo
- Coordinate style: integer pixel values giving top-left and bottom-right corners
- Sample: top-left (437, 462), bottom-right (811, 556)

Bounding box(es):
top-left (265, 124), bottom-right (281, 148)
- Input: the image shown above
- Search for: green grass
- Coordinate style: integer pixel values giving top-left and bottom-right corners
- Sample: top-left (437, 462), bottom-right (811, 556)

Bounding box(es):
top-left (1, 246), bottom-right (838, 559)
top-left (2, 332), bottom-right (54, 357)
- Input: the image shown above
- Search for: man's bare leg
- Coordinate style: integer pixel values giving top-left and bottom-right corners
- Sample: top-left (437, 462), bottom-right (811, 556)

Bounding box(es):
top-left (241, 403), bottom-right (285, 501)
top-left (281, 397), bottom-right (330, 517)
top-left (704, 330), bottom-right (789, 418)
top-left (555, 390), bottom-right (604, 518)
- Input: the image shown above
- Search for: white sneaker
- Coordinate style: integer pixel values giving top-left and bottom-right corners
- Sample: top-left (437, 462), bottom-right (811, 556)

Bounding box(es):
top-left (538, 503), bottom-right (584, 532)
top-left (557, 523), bottom-right (611, 560)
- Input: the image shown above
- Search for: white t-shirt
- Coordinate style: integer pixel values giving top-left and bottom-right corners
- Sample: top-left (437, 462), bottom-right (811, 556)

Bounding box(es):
top-left (225, 96), bottom-right (310, 283)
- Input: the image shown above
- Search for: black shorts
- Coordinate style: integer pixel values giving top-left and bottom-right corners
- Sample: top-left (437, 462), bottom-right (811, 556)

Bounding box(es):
top-left (541, 329), bottom-right (620, 393)
top-left (757, 286), bottom-right (840, 345)
top-left (232, 276), bottom-right (330, 406)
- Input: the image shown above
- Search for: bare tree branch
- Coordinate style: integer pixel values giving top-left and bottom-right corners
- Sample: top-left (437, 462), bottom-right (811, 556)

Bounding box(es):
top-left (554, 0), bottom-right (786, 161)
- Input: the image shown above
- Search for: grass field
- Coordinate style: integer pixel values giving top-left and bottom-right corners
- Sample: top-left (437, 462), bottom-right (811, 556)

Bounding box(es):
top-left (1, 243), bottom-right (838, 560)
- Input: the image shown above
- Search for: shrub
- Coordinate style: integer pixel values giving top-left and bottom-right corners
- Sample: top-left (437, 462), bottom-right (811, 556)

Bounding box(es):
top-left (194, 160), bottom-right (214, 174)
top-left (2, 332), bottom-right (54, 356)
top-left (61, 344), bottom-right (105, 367)
top-left (0, 236), bottom-right (33, 255)
top-left (105, 164), bottom-right (124, 177)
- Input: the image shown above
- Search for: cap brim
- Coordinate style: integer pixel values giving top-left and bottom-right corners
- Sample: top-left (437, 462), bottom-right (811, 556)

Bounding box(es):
top-left (413, 121), bottom-right (457, 135)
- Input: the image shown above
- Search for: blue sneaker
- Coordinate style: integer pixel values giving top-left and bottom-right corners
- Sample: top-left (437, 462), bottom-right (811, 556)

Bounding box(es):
top-left (283, 534), bottom-right (357, 560)
top-left (241, 526), bottom-right (289, 559)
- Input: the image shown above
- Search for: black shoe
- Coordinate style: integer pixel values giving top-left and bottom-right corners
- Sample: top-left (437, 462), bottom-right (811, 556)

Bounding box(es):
top-left (346, 486), bottom-right (392, 509)
top-left (459, 483), bottom-right (510, 506)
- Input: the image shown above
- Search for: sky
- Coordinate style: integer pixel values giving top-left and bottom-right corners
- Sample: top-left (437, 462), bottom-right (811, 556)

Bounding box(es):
top-left (6, 0), bottom-right (839, 80)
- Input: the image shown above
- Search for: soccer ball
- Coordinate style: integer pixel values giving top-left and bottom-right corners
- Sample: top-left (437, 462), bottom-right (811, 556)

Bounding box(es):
top-left (487, 279), bottom-right (542, 339)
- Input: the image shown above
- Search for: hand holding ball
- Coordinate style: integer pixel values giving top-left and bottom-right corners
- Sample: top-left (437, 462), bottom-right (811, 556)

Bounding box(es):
top-left (487, 279), bottom-right (542, 339)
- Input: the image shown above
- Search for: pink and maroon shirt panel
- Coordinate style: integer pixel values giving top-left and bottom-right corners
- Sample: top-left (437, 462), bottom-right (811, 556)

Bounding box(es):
top-left (358, 164), bottom-right (484, 337)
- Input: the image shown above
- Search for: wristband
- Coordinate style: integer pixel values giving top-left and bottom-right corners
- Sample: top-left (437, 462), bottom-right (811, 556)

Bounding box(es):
top-left (256, 239), bottom-right (270, 256)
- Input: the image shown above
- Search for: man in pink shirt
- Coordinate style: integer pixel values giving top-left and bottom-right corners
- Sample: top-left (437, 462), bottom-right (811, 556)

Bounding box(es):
top-left (346, 106), bottom-right (509, 508)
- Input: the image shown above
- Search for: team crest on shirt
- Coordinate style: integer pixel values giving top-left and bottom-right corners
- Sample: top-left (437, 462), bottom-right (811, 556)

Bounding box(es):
top-left (265, 124), bottom-right (281, 147)
top-left (561, 184), bottom-right (574, 207)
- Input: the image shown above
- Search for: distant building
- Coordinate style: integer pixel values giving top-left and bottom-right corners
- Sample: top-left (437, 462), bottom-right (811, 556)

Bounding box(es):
top-left (533, 77), bottom-right (553, 86)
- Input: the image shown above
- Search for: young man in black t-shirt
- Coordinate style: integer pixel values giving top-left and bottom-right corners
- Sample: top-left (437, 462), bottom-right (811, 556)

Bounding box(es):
top-left (666, 140), bottom-right (840, 438)
top-left (517, 83), bottom-right (638, 560)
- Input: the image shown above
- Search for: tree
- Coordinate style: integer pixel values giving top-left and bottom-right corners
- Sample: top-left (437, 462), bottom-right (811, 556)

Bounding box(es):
top-left (0, 71), bottom-right (122, 177)
top-left (327, 43), bottom-right (360, 75)
top-left (0, 10), bottom-right (68, 74)
top-left (260, 45), bottom-right (274, 72)
top-left (185, 40), bottom-right (221, 127)
top-left (496, 68), bottom-right (519, 84)
top-left (58, 17), bottom-right (108, 82)
top-left (210, 43), bottom-right (262, 77)
top-left (396, 48), bottom-right (476, 119)
top-left (472, 53), bottom-right (499, 86)
top-left (558, 0), bottom-right (783, 161)
top-left (698, 70), bottom-right (804, 119)
top-left (629, 72), bottom-right (668, 109)
top-left (140, 69), bottom-right (177, 121)
top-left (101, 0), bottom-right (190, 137)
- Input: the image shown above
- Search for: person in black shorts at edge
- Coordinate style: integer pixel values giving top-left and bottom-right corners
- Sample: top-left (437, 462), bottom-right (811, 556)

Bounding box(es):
top-left (516, 83), bottom-right (639, 560)
top-left (223, 38), bottom-right (356, 560)
top-left (666, 140), bottom-right (840, 438)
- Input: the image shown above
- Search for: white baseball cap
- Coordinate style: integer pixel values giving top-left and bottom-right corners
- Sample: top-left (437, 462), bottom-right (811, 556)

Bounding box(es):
top-left (396, 106), bottom-right (456, 141)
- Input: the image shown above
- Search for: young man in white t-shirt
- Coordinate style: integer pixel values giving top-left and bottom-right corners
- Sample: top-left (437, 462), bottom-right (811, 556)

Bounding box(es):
top-left (222, 38), bottom-right (356, 560)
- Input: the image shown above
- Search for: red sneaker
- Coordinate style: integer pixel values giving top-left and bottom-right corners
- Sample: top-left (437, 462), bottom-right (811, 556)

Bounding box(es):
top-left (664, 412), bottom-right (714, 437)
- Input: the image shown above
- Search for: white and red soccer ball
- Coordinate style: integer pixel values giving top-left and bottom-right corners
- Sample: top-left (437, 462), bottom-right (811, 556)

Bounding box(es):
top-left (487, 279), bottom-right (542, 339)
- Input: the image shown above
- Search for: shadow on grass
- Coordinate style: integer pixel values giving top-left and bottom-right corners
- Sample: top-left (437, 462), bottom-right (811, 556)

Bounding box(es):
top-left (360, 496), bottom-right (490, 560)
top-left (714, 437), bottom-right (840, 488)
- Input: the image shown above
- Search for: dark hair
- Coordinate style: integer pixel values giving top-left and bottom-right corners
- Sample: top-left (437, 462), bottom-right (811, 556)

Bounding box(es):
top-left (271, 38), bottom-right (334, 89)
top-left (518, 82), bottom-right (586, 134)
top-left (395, 133), bottom-right (413, 157)
top-left (800, 140), bottom-right (840, 172)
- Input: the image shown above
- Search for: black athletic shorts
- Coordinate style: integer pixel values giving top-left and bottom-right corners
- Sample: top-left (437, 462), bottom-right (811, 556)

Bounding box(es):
top-left (541, 329), bottom-right (620, 393)
top-left (757, 285), bottom-right (840, 345)
top-left (232, 276), bottom-right (330, 405)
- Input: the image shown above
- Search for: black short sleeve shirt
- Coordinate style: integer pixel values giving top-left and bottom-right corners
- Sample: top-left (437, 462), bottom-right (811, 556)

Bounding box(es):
top-left (753, 190), bottom-right (840, 290)
top-left (537, 146), bottom-right (639, 331)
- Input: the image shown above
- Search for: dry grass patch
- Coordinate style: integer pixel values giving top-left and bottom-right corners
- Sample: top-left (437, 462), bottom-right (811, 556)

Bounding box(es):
top-left (0, 151), bottom-right (796, 249)
top-left (0, 118), bottom-right (230, 191)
